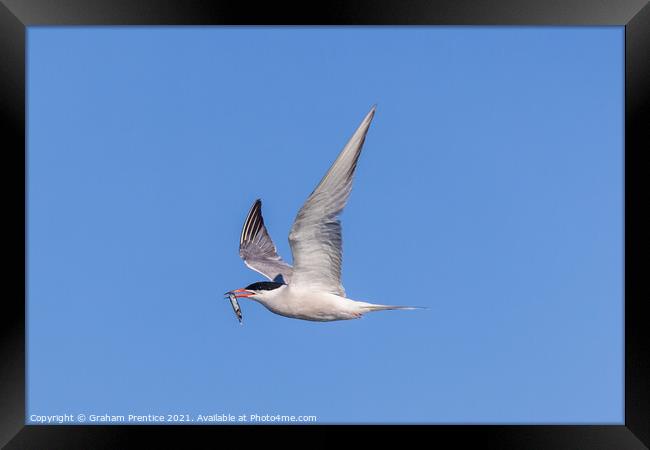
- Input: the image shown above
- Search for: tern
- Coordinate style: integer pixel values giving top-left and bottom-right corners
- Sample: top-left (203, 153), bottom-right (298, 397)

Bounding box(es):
top-left (225, 106), bottom-right (422, 321)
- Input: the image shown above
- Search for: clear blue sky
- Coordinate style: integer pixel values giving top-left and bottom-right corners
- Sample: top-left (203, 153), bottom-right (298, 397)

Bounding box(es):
top-left (27, 27), bottom-right (623, 424)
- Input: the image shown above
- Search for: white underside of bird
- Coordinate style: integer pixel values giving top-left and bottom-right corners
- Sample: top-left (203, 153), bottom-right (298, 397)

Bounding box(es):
top-left (234, 285), bottom-right (418, 322)
top-left (225, 105), bottom-right (423, 322)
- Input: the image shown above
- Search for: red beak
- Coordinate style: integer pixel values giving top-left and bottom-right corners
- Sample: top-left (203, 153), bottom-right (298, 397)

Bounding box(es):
top-left (232, 288), bottom-right (254, 298)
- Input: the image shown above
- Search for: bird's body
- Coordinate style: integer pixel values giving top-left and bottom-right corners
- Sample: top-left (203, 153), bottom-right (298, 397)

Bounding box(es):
top-left (241, 284), bottom-right (418, 322)
top-left (225, 106), bottom-right (423, 322)
top-left (252, 285), bottom-right (362, 322)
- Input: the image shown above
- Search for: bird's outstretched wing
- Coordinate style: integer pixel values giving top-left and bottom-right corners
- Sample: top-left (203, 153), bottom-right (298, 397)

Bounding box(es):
top-left (239, 199), bottom-right (293, 283)
top-left (288, 106), bottom-right (376, 296)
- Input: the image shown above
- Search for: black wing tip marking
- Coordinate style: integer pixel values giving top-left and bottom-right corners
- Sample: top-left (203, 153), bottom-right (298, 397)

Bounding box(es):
top-left (240, 198), bottom-right (273, 249)
top-left (240, 198), bottom-right (263, 247)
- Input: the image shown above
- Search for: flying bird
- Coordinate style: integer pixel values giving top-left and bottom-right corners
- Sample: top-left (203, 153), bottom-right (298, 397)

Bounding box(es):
top-left (225, 106), bottom-right (422, 321)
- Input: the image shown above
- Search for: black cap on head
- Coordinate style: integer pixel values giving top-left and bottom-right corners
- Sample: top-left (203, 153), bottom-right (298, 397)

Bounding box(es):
top-left (245, 281), bottom-right (284, 292)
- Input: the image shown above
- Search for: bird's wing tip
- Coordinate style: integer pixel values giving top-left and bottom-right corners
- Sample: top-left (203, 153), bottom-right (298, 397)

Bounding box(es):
top-left (361, 105), bottom-right (377, 126)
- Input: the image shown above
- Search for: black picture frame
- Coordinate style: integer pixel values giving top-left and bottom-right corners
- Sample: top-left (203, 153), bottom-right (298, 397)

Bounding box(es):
top-left (2, 1), bottom-right (648, 448)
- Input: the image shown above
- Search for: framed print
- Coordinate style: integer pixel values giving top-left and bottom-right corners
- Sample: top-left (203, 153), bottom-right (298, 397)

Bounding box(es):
top-left (2, 0), bottom-right (648, 448)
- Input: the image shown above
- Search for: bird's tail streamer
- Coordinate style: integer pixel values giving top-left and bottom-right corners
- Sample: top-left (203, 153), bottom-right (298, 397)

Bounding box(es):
top-left (360, 304), bottom-right (428, 312)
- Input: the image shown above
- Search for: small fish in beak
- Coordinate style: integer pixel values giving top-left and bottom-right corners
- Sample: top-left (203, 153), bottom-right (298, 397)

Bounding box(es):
top-left (225, 291), bottom-right (243, 324)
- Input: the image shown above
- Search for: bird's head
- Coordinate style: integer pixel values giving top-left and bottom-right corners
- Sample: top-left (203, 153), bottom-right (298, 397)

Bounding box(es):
top-left (225, 281), bottom-right (285, 301)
